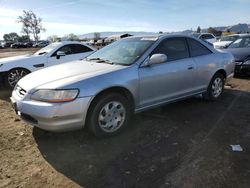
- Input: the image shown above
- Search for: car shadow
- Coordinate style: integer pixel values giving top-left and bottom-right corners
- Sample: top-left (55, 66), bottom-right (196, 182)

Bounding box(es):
top-left (234, 75), bottom-right (250, 80)
top-left (33, 89), bottom-right (250, 188)
top-left (0, 88), bottom-right (12, 102)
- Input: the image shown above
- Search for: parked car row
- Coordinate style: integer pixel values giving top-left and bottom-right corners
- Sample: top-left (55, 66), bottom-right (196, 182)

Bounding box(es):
top-left (0, 41), bottom-right (50, 49)
top-left (5, 34), bottom-right (235, 137)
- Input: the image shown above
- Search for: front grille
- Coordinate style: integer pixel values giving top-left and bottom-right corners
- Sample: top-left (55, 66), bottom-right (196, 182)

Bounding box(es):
top-left (15, 85), bottom-right (27, 97)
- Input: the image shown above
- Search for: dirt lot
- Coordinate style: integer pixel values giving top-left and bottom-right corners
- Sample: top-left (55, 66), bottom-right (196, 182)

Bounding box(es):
top-left (0, 48), bottom-right (38, 59)
top-left (0, 49), bottom-right (250, 188)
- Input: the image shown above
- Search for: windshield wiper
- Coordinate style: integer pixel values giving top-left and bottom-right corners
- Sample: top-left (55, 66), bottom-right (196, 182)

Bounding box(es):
top-left (87, 57), bottom-right (114, 64)
top-left (87, 57), bottom-right (101, 61)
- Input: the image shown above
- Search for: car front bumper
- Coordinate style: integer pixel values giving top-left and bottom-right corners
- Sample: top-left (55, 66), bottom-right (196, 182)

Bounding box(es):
top-left (10, 90), bottom-right (92, 132)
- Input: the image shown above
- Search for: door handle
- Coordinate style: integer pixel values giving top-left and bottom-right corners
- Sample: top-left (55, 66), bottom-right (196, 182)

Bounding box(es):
top-left (188, 65), bottom-right (194, 70)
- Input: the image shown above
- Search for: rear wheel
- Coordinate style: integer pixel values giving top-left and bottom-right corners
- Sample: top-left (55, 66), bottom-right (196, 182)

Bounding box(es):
top-left (87, 93), bottom-right (131, 137)
top-left (5, 68), bottom-right (29, 89)
top-left (203, 72), bottom-right (225, 101)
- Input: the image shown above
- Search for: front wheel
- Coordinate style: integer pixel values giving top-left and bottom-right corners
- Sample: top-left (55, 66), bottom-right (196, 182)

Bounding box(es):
top-left (5, 68), bottom-right (29, 89)
top-left (87, 93), bottom-right (132, 137)
top-left (203, 73), bottom-right (225, 101)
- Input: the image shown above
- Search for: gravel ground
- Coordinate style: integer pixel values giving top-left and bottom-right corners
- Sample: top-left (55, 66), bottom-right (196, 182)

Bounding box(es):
top-left (0, 49), bottom-right (250, 188)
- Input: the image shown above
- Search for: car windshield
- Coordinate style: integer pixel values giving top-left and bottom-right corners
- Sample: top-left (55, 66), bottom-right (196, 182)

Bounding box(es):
top-left (86, 37), bottom-right (156, 65)
top-left (220, 35), bottom-right (239, 42)
top-left (34, 43), bottom-right (60, 55)
top-left (228, 37), bottom-right (250, 48)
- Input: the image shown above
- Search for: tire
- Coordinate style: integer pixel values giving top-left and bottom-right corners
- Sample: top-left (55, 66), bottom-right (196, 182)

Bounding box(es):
top-left (203, 72), bottom-right (225, 101)
top-left (4, 68), bottom-right (30, 89)
top-left (87, 93), bottom-right (132, 137)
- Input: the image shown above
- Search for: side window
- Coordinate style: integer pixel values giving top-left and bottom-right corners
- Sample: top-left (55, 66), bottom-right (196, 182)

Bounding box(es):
top-left (187, 38), bottom-right (212, 57)
top-left (52, 45), bottom-right (73, 56)
top-left (152, 38), bottom-right (189, 61)
top-left (72, 44), bottom-right (93, 54)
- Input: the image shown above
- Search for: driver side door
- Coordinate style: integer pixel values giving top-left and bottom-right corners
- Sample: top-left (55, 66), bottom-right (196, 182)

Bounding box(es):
top-left (48, 44), bottom-right (76, 67)
top-left (138, 37), bottom-right (197, 108)
top-left (47, 44), bottom-right (93, 67)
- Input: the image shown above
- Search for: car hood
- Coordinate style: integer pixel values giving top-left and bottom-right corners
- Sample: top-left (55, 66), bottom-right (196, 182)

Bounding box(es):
top-left (213, 41), bottom-right (232, 47)
top-left (0, 54), bottom-right (46, 71)
top-left (18, 60), bottom-right (126, 92)
top-left (223, 48), bottom-right (250, 61)
top-left (0, 54), bottom-right (34, 64)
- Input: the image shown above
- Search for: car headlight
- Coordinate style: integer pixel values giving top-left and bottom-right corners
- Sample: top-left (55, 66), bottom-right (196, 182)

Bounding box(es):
top-left (243, 60), bottom-right (250, 65)
top-left (31, 89), bottom-right (79, 102)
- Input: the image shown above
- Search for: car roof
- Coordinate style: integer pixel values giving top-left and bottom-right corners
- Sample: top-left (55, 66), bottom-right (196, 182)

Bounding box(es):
top-left (126, 33), bottom-right (205, 40)
top-left (238, 34), bottom-right (250, 38)
top-left (53, 41), bottom-right (96, 50)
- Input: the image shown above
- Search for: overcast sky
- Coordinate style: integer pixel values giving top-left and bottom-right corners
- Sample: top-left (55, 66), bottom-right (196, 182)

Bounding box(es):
top-left (0, 0), bottom-right (250, 40)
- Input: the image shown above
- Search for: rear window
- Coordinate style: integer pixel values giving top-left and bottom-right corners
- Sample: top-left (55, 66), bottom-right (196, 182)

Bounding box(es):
top-left (71, 44), bottom-right (93, 53)
top-left (187, 38), bottom-right (212, 57)
top-left (201, 34), bottom-right (214, 40)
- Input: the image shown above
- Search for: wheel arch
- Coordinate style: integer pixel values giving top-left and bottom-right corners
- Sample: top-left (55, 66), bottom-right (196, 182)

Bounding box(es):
top-left (89, 86), bottom-right (135, 110)
top-left (7, 67), bottom-right (32, 73)
top-left (3, 67), bottom-right (31, 88)
top-left (85, 86), bottom-right (135, 126)
top-left (215, 69), bottom-right (227, 79)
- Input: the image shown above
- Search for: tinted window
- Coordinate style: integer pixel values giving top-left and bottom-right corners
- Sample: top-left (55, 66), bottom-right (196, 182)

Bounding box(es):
top-left (72, 44), bottom-right (93, 53)
top-left (187, 38), bottom-right (212, 57)
top-left (201, 34), bottom-right (214, 40)
top-left (152, 38), bottom-right (189, 61)
top-left (52, 45), bottom-right (73, 56)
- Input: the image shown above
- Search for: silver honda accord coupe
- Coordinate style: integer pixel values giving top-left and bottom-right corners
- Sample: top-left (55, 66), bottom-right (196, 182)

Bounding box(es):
top-left (11, 34), bottom-right (235, 137)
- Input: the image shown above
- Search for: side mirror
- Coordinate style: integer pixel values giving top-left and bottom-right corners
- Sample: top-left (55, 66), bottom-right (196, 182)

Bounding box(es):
top-left (56, 51), bottom-right (66, 59)
top-left (148, 54), bottom-right (167, 66)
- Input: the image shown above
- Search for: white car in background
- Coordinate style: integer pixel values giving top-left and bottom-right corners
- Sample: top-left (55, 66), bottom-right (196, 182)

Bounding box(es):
top-left (193, 33), bottom-right (217, 44)
top-left (213, 34), bottom-right (246, 49)
top-left (0, 41), bottom-right (96, 88)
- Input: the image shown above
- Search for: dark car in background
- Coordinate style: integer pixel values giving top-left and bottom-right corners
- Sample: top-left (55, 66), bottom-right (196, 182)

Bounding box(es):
top-left (224, 35), bottom-right (250, 75)
top-left (24, 42), bottom-right (34, 48)
top-left (11, 42), bottom-right (27, 48)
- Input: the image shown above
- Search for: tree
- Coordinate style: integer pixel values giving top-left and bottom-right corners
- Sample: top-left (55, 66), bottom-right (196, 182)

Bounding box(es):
top-left (47, 35), bottom-right (59, 42)
top-left (3, 32), bottom-right (19, 42)
top-left (93, 32), bottom-right (101, 40)
top-left (207, 27), bottom-right (222, 36)
top-left (64, 33), bottom-right (79, 41)
top-left (197, 26), bottom-right (201, 33)
top-left (17, 10), bottom-right (46, 43)
top-left (18, 35), bottom-right (30, 42)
